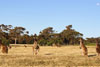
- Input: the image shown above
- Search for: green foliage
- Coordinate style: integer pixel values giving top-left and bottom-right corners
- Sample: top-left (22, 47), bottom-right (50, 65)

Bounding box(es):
top-left (60, 25), bottom-right (83, 45)
top-left (51, 38), bottom-right (63, 44)
top-left (1, 24), bottom-right (98, 46)
top-left (37, 25), bottom-right (83, 46)
top-left (1, 38), bottom-right (10, 46)
top-left (85, 43), bottom-right (96, 46)
top-left (47, 41), bottom-right (53, 46)
top-left (38, 39), bottom-right (47, 46)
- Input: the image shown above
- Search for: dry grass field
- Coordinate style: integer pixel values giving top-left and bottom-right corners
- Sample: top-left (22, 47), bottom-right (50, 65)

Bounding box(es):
top-left (0, 45), bottom-right (100, 67)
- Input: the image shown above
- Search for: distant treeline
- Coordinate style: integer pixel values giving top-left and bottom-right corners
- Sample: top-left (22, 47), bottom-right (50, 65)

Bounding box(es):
top-left (0, 24), bottom-right (99, 46)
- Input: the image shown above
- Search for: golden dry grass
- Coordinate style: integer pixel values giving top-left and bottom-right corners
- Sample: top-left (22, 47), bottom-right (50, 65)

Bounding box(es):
top-left (0, 45), bottom-right (100, 67)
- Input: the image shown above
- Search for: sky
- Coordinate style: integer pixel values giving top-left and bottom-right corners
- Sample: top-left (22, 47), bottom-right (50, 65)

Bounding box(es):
top-left (0, 0), bottom-right (100, 38)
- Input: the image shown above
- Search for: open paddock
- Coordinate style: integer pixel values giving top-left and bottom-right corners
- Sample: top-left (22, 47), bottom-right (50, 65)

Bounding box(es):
top-left (0, 45), bottom-right (100, 67)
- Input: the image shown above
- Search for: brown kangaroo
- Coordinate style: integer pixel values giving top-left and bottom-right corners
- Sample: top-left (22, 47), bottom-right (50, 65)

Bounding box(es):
top-left (0, 40), bottom-right (8, 54)
top-left (79, 38), bottom-right (88, 56)
top-left (96, 39), bottom-right (100, 56)
top-left (32, 40), bottom-right (40, 55)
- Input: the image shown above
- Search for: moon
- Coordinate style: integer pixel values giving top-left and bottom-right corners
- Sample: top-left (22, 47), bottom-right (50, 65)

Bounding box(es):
top-left (96, 3), bottom-right (100, 6)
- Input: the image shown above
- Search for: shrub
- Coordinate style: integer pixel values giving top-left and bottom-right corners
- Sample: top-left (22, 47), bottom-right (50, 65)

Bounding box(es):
top-left (1, 38), bottom-right (10, 46)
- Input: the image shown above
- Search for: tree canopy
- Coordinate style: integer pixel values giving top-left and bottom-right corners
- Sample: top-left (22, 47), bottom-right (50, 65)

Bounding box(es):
top-left (0, 24), bottom-right (98, 46)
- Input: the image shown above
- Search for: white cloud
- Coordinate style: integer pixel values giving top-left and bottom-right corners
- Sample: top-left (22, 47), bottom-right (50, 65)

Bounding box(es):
top-left (96, 3), bottom-right (100, 6)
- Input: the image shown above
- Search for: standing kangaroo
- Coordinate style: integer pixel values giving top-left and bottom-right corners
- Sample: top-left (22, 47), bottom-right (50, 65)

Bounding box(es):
top-left (0, 40), bottom-right (8, 54)
top-left (80, 38), bottom-right (88, 56)
top-left (96, 39), bottom-right (100, 56)
top-left (32, 40), bottom-right (40, 55)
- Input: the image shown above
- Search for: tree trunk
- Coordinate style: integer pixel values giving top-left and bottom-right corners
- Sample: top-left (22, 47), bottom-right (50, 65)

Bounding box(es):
top-left (15, 38), bottom-right (17, 45)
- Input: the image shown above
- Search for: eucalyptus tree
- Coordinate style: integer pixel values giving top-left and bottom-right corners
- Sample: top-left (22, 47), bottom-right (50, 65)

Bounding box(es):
top-left (38, 27), bottom-right (55, 45)
top-left (9, 27), bottom-right (26, 44)
top-left (0, 24), bottom-right (12, 39)
top-left (60, 25), bottom-right (83, 45)
top-left (0, 24), bottom-right (12, 46)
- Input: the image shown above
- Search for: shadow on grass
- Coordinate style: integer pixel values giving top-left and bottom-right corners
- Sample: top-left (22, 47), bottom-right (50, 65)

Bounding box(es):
top-left (88, 54), bottom-right (96, 57)
top-left (45, 53), bottom-right (53, 55)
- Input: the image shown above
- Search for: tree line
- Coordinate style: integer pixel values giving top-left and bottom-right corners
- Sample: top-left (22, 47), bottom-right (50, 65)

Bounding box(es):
top-left (0, 24), bottom-right (99, 46)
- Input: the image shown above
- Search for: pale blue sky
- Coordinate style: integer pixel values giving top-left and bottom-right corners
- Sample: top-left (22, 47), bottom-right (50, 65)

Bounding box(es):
top-left (0, 0), bottom-right (100, 38)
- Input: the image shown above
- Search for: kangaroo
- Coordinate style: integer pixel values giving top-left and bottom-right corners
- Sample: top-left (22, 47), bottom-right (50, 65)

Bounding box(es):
top-left (32, 40), bottom-right (40, 55)
top-left (80, 38), bottom-right (88, 56)
top-left (0, 40), bottom-right (8, 54)
top-left (96, 39), bottom-right (100, 56)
